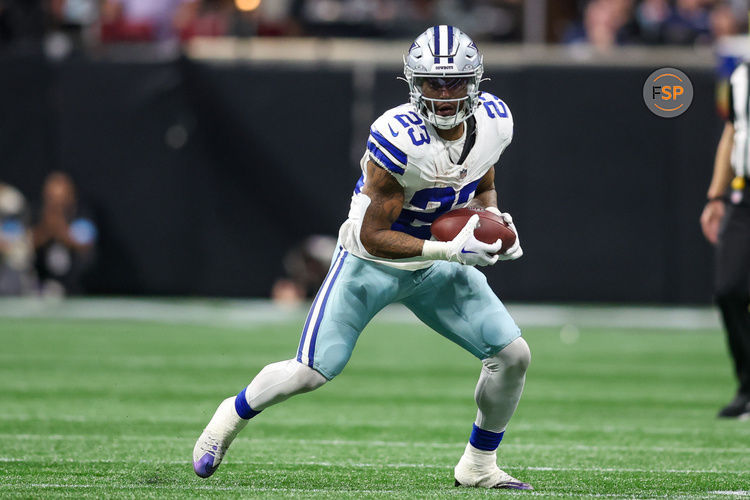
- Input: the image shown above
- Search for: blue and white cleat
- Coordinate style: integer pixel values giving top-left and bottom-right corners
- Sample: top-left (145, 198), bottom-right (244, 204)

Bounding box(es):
top-left (192, 397), bottom-right (248, 478)
top-left (454, 448), bottom-right (533, 490)
top-left (192, 431), bottom-right (223, 478)
top-left (454, 467), bottom-right (533, 490)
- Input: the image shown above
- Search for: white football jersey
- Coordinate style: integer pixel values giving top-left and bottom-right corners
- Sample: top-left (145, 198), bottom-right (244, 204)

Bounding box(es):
top-left (338, 92), bottom-right (514, 270)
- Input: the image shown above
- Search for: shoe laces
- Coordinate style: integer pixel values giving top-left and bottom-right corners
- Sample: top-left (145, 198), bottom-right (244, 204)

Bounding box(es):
top-left (198, 434), bottom-right (221, 457)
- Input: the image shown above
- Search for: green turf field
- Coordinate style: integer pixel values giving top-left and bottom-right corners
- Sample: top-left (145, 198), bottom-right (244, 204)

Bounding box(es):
top-left (0, 304), bottom-right (748, 499)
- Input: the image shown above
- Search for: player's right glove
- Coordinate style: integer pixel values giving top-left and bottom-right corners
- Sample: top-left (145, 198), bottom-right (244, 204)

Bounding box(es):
top-left (422, 214), bottom-right (503, 266)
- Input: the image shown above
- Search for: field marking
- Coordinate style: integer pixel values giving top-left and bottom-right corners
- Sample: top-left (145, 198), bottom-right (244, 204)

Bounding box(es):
top-left (0, 297), bottom-right (722, 330)
top-left (2, 414), bottom-right (747, 437)
top-left (2, 433), bottom-right (748, 455)
top-left (0, 483), bottom-right (739, 499)
top-left (2, 456), bottom-right (748, 476)
top-left (4, 484), bottom-right (401, 494)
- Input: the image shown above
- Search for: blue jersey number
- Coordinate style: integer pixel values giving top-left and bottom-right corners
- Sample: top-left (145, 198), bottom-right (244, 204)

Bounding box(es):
top-left (410, 187), bottom-right (456, 218)
top-left (479, 94), bottom-right (508, 119)
top-left (394, 111), bottom-right (431, 146)
top-left (393, 179), bottom-right (482, 238)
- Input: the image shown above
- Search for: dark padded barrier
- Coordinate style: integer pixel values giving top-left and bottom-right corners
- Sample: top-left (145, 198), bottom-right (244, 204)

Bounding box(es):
top-left (0, 55), bottom-right (720, 302)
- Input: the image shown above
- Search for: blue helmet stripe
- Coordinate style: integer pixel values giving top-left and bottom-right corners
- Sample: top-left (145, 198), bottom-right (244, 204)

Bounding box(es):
top-left (433, 25), bottom-right (440, 63)
top-left (368, 141), bottom-right (405, 175)
top-left (369, 128), bottom-right (407, 164)
top-left (447, 25), bottom-right (454, 63)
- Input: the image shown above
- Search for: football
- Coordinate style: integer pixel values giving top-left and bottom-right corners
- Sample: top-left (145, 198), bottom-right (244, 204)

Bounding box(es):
top-left (431, 207), bottom-right (517, 253)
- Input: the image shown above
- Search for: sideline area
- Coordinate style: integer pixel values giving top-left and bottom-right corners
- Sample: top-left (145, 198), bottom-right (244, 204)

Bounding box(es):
top-left (0, 298), bottom-right (721, 330)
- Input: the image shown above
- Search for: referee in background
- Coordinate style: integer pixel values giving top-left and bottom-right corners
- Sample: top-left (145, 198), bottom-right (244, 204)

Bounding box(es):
top-left (700, 61), bottom-right (750, 419)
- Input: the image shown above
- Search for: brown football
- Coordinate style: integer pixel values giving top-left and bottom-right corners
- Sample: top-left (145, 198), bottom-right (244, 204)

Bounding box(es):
top-left (431, 207), bottom-right (517, 253)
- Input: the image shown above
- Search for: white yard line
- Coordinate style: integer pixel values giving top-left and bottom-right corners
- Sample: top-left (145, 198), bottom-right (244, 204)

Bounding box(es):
top-left (1, 414), bottom-right (746, 437)
top-left (0, 298), bottom-right (723, 330)
top-left (0, 483), bottom-right (741, 499)
top-left (2, 434), bottom-right (749, 456)
top-left (8, 484), bottom-right (400, 494)
top-left (4, 414), bottom-right (744, 439)
top-left (1, 457), bottom-right (748, 476)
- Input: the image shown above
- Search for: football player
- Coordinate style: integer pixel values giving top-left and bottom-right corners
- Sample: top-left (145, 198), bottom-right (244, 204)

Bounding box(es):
top-left (194, 25), bottom-right (532, 490)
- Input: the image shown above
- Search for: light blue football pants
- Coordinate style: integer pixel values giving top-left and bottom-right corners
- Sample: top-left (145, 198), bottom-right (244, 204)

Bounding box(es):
top-left (296, 246), bottom-right (522, 380)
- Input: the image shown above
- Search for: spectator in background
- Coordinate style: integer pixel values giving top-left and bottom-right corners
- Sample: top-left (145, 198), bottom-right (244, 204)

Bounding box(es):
top-left (709, 1), bottom-right (740, 39)
top-left (32, 172), bottom-right (97, 296)
top-left (564, 0), bottom-right (745, 46)
top-left (563, 0), bottom-right (637, 50)
top-left (435, 0), bottom-right (522, 42)
top-left (635, 0), bottom-right (670, 44)
top-left (179, 0), bottom-right (233, 39)
top-left (48, 0), bottom-right (98, 41)
top-left (255, 0), bottom-right (301, 36)
top-left (661, 0), bottom-right (711, 45)
top-left (271, 235), bottom-right (337, 305)
top-left (179, 0), bottom-right (261, 40)
top-left (101, 0), bottom-right (198, 42)
top-left (0, 181), bottom-right (33, 295)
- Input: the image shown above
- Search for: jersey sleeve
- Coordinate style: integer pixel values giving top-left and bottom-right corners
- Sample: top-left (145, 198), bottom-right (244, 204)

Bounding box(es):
top-left (497, 98), bottom-right (514, 154)
top-left (366, 111), bottom-right (414, 183)
top-left (478, 92), bottom-right (514, 165)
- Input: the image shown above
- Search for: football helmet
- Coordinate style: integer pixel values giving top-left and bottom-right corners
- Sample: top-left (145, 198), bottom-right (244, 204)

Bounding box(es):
top-left (404, 26), bottom-right (484, 130)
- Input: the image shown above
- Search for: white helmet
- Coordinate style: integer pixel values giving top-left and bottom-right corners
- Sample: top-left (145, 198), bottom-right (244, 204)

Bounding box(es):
top-left (403, 25), bottom-right (484, 130)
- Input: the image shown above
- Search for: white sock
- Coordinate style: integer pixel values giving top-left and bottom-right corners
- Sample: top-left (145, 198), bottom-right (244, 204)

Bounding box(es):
top-left (206, 397), bottom-right (248, 440)
top-left (461, 442), bottom-right (497, 469)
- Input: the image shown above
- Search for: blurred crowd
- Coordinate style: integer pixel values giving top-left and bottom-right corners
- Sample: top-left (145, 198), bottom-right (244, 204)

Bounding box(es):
top-left (562, 0), bottom-right (748, 49)
top-left (0, 173), bottom-right (97, 297)
top-left (0, 0), bottom-right (746, 52)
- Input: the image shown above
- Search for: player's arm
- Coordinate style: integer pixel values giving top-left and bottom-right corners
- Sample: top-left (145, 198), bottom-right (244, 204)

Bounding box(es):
top-left (468, 167), bottom-right (498, 210)
top-left (700, 122), bottom-right (734, 244)
top-left (360, 161), bottom-right (502, 265)
top-left (360, 160), bottom-right (424, 259)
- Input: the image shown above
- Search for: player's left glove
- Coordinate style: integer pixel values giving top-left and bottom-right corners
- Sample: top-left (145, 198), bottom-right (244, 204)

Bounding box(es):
top-left (486, 207), bottom-right (523, 261)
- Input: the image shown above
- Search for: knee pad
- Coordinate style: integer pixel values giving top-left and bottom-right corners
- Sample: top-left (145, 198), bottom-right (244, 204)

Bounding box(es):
top-left (287, 360), bottom-right (328, 392)
top-left (247, 359), bottom-right (327, 411)
top-left (260, 359), bottom-right (327, 393)
top-left (483, 337), bottom-right (531, 375)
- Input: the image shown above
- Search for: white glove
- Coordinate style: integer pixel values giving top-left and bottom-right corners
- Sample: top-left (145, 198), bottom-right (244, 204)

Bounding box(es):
top-left (422, 214), bottom-right (503, 266)
top-left (486, 207), bottom-right (523, 261)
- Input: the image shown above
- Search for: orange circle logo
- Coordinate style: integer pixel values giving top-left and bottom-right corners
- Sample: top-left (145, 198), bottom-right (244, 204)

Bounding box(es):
top-left (643, 68), bottom-right (693, 118)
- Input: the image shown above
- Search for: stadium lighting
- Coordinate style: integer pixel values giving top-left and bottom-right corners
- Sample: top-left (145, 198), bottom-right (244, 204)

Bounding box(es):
top-left (235, 0), bottom-right (261, 12)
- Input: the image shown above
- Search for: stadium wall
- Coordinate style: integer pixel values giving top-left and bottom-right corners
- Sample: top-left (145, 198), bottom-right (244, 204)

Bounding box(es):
top-left (0, 52), bottom-right (721, 303)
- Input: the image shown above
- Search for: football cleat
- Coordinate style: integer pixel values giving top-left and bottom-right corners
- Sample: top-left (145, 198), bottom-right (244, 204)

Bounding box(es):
top-left (192, 397), bottom-right (248, 478)
top-left (454, 468), bottom-right (533, 490)
top-left (454, 451), bottom-right (533, 490)
top-left (717, 393), bottom-right (750, 419)
top-left (193, 431), bottom-right (223, 478)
